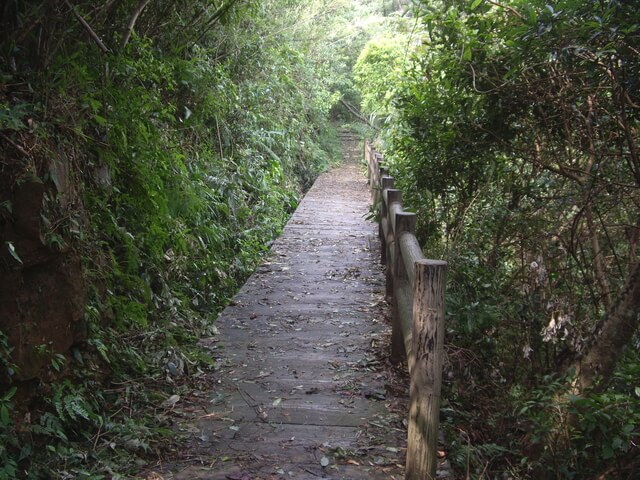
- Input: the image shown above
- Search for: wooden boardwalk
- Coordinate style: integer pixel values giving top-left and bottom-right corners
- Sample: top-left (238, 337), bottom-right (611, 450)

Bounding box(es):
top-left (164, 136), bottom-right (407, 479)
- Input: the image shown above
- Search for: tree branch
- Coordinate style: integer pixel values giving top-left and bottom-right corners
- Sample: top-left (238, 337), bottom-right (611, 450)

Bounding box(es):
top-left (0, 133), bottom-right (30, 157)
top-left (193, 0), bottom-right (241, 46)
top-left (485, 0), bottom-right (525, 20)
top-left (64, 0), bottom-right (110, 53)
top-left (339, 99), bottom-right (379, 130)
top-left (121, 0), bottom-right (152, 50)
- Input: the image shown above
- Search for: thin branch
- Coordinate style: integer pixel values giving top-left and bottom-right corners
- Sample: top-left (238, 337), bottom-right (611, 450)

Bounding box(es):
top-left (192, 0), bottom-right (241, 46)
top-left (215, 118), bottom-right (224, 160)
top-left (532, 138), bottom-right (585, 184)
top-left (469, 63), bottom-right (510, 93)
top-left (12, 13), bottom-right (45, 45)
top-left (586, 206), bottom-right (612, 309)
top-left (485, 0), bottom-right (525, 20)
top-left (339, 99), bottom-right (379, 130)
top-left (121, 0), bottom-right (152, 50)
top-left (64, 0), bottom-right (110, 53)
top-left (0, 133), bottom-right (30, 157)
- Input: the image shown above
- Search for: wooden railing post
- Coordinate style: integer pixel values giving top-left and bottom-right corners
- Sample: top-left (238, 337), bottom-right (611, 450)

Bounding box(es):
top-left (366, 141), bottom-right (377, 201)
top-left (406, 259), bottom-right (447, 480)
top-left (365, 141), bottom-right (371, 185)
top-left (369, 151), bottom-right (383, 204)
top-left (384, 189), bottom-right (401, 299)
top-left (391, 211), bottom-right (415, 363)
top-left (380, 176), bottom-right (395, 259)
top-left (365, 140), bottom-right (448, 480)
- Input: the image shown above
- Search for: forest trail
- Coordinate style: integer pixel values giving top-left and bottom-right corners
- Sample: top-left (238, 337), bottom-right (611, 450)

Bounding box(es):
top-left (158, 134), bottom-right (408, 479)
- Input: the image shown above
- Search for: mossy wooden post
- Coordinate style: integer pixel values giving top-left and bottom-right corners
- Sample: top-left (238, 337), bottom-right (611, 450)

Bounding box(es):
top-left (391, 210), bottom-right (416, 363)
top-left (406, 259), bottom-right (447, 480)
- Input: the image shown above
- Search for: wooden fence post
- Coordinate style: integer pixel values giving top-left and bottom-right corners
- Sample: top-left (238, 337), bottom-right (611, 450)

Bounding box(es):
top-left (406, 259), bottom-right (447, 480)
top-left (365, 141), bottom-right (371, 185)
top-left (380, 176), bottom-right (394, 261)
top-left (391, 211), bottom-right (415, 363)
top-left (384, 189), bottom-right (401, 300)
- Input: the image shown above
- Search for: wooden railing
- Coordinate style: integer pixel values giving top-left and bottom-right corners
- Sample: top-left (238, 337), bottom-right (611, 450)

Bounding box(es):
top-left (365, 141), bottom-right (447, 480)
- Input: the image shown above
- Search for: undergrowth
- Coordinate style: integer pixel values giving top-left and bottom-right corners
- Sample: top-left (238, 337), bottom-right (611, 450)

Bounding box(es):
top-left (0, 0), bottom-right (363, 477)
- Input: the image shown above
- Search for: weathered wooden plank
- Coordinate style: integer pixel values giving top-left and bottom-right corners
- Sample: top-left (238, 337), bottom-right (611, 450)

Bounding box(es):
top-left (399, 233), bottom-right (424, 290)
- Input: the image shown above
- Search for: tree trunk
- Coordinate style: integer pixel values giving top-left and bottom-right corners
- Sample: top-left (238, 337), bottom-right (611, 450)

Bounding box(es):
top-left (572, 261), bottom-right (640, 391)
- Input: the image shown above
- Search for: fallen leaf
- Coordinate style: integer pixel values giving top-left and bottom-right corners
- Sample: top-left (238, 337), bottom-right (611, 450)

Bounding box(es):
top-left (161, 394), bottom-right (180, 408)
top-left (256, 406), bottom-right (268, 421)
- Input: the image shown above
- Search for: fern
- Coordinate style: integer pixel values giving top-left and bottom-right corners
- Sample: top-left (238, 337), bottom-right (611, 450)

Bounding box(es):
top-left (52, 388), bottom-right (66, 421)
top-left (33, 412), bottom-right (68, 442)
top-left (65, 397), bottom-right (90, 422)
top-left (51, 382), bottom-right (98, 426)
top-left (92, 339), bottom-right (111, 364)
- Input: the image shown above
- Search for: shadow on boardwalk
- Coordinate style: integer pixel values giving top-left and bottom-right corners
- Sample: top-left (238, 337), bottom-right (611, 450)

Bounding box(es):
top-left (157, 134), bottom-right (408, 479)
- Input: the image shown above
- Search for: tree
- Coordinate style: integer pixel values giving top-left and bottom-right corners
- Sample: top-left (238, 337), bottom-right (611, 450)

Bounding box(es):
top-left (370, 0), bottom-right (640, 475)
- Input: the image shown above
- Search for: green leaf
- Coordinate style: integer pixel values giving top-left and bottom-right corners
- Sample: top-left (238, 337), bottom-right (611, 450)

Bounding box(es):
top-left (94, 114), bottom-right (108, 126)
top-left (470, 0), bottom-right (482, 10)
top-left (5, 242), bottom-right (22, 264)
top-left (2, 386), bottom-right (17, 401)
top-left (462, 46), bottom-right (472, 61)
top-left (0, 405), bottom-right (9, 424)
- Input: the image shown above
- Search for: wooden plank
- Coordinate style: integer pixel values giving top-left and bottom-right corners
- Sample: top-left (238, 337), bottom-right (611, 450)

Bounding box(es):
top-left (399, 233), bottom-right (424, 290)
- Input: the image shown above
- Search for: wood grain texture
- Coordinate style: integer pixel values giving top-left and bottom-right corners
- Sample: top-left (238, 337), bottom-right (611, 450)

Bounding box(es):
top-left (406, 260), bottom-right (447, 480)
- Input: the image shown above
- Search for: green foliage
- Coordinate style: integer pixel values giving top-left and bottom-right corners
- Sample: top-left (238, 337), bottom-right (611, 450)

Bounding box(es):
top-left (0, 101), bottom-right (32, 131)
top-left (0, 387), bottom-right (19, 480)
top-left (364, 0), bottom-right (640, 476)
top-left (513, 363), bottom-right (640, 478)
top-left (51, 381), bottom-right (101, 427)
top-left (0, 331), bottom-right (17, 383)
top-left (354, 34), bottom-right (410, 117)
top-left (0, 0), bottom-right (372, 476)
